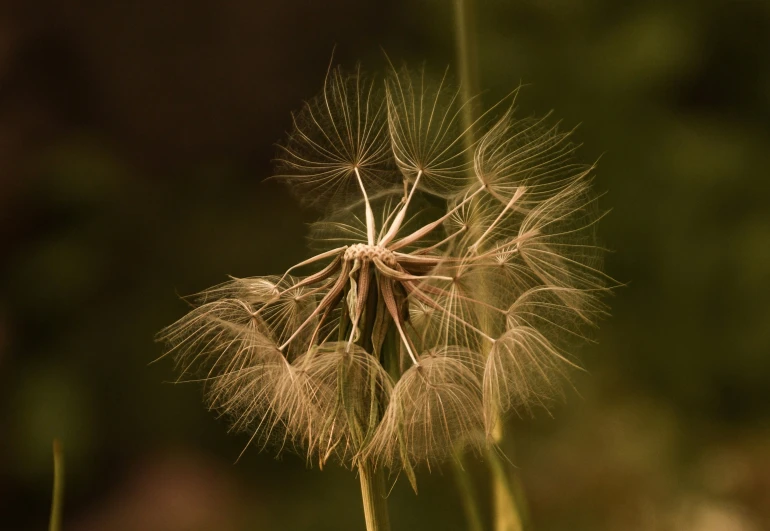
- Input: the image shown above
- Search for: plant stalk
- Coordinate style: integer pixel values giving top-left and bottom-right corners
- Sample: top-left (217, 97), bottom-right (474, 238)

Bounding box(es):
top-left (452, 2), bottom-right (491, 529)
top-left (452, 1), bottom-right (529, 530)
top-left (49, 439), bottom-right (64, 531)
top-left (355, 274), bottom-right (391, 531)
top-left (452, 448), bottom-right (485, 531)
top-left (488, 422), bottom-right (524, 531)
top-left (453, 0), bottom-right (480, 152)
top-left (359, 459), bottom-right (391, 531)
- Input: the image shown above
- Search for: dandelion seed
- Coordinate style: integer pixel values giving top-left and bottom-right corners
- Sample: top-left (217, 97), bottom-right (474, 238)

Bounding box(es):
top-left (367, 346), bottom-right (486, 471)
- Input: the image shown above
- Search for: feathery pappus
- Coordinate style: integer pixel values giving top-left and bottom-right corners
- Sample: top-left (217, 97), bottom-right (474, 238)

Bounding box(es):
top-left (157, 61), bottom-right (612, 482)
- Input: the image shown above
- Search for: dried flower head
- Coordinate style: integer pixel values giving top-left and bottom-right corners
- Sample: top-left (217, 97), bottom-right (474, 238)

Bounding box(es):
top-left (157, 62), bottom-right (611, 477)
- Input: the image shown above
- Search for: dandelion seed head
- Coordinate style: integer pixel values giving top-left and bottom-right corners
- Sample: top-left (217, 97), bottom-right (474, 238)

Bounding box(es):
top-left (157, 60), bottom-right (613, 476)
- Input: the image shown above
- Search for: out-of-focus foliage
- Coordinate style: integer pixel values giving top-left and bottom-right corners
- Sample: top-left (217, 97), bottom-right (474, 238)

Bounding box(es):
top-left (1, 1), bottom-right (768, 530)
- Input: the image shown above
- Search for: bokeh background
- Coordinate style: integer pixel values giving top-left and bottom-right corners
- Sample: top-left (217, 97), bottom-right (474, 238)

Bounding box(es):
top-left (2, 1), bottom-right (769, 530)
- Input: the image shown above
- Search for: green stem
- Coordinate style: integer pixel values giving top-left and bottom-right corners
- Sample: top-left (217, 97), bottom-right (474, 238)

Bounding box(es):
top-left (452, 1), bottom-right (490, 528)
top-left (452, 449), bottom-right (485, 531)
top-left (452, 2), bottom-right (529, 530)
top-left (359, 460), bottom-right (391, 531)
top-left (488, 422), bottom-right (524, 531)
top-left (453, 0), bottom-right (480, 152)
top-left (49, 439), bottom-right (64, 531)
top-left (355, 274), bottom-right (391, 531)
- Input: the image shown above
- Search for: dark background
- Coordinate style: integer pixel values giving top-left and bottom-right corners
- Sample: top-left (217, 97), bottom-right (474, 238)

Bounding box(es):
top-left (2, 1), bottom-right (769, 530)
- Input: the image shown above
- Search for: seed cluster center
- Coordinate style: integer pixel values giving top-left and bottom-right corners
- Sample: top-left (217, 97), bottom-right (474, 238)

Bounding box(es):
top-left (344, 243), bottom-right (398, 267)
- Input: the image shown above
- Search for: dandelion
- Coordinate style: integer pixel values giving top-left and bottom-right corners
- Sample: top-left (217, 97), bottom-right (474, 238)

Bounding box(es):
top-left (157, 61), bottom-right (611, 531)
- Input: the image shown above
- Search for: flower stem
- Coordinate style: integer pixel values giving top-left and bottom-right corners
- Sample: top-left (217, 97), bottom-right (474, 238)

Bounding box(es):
top-left (356, 280), bottom-right (391, 531)
top-left (358, 460), bottom-right (391, 531)
top-left (452, 448), bottom-right (485, 531)
top-left (488, 422), bottom-right (524, 531)
top-left (49, 439), bottom-right (64, 531)
top-left (452, 2), bottom-right (529, 530)
top-left (453, 0), bottom-right (480, 152)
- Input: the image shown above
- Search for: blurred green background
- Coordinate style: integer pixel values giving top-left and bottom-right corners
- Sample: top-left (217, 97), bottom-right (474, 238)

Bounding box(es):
top-left (2, 1), bottom-right (769, 530)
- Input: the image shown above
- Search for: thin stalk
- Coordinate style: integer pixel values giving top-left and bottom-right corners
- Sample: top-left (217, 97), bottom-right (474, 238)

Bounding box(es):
top-left (359, 460), bottom-right (392, 531)
top-left (453, 1), bottom-right (529, 530)
top-left (452, 448), bottom-right (485, 531)
top-left (452, 3), bottom-right (489, 527)
top-left (488, 423), bottom-right (524, 531)
top-left (354, 167), bottom-right (377, 245)
top-left (453, 0), bottom-right (480, 152)
top-left (49, 439), bottom-right (64, 531)
top-left (355, 271), bottom-right (391, 531)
